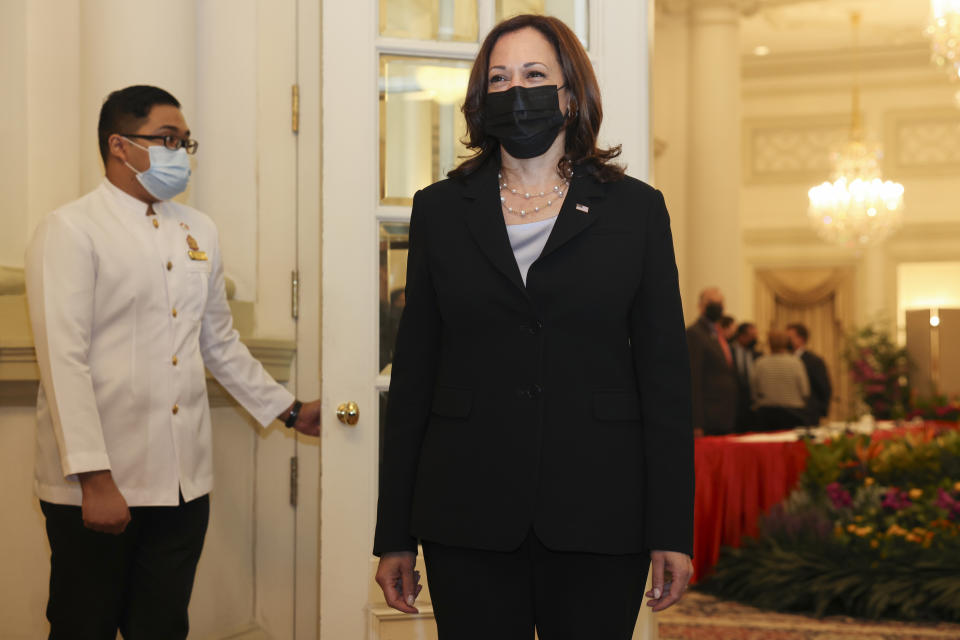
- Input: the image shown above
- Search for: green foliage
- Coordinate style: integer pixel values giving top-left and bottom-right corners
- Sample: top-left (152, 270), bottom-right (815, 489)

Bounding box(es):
top-left (701, 538), bottom-right (960, 622)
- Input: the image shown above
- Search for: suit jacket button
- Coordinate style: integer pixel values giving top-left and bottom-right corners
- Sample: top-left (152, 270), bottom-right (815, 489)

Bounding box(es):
top-left (531, 384), bottom-right (542, 397)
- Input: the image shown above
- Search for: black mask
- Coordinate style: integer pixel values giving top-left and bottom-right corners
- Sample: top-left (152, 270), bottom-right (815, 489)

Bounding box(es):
top-left (704, 302), bottom-right (724, 323)
top-left (483, 85), bottom-right (566, 159)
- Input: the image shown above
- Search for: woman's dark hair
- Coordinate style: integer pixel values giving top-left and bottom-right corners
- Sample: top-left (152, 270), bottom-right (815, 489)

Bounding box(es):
top-left (448, 14), bottom-right (624, 182)
top-left (97, 85), bottom-right (181, 165)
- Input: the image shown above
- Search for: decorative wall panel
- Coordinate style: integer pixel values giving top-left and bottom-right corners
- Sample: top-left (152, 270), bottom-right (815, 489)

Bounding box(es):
top-left (742, 115), bottom-right (851, 184)
top-left (885, 109), bottom-right (960, 176)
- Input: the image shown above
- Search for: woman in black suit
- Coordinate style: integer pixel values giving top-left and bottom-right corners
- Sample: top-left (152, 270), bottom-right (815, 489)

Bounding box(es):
top-left (374, 14), bottom-right (694, 639)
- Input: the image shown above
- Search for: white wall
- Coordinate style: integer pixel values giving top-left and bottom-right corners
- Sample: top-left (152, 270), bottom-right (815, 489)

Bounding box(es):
top-left (0, 1), bottom-right (29, 269)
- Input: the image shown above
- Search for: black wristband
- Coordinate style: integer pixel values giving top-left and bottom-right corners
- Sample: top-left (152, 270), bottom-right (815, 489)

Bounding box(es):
top-left (284, 400), bottom-right (303, 428)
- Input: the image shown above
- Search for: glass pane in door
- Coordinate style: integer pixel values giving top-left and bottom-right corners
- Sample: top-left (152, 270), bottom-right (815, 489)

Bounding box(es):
top-left (379, 221), bottom-right (411, 374)
top-left (379, 55), bottom-right (472, 205)
top-left (379, 0), bottom-right (479, 42)
top-left (496, 0), bottom-right (589, 48)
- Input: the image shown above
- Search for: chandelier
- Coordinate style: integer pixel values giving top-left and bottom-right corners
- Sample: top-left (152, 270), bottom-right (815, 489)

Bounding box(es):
top-left (807, 12), bottom-right (904, 247)
top-left (926, 0), bottom-right (960, 81)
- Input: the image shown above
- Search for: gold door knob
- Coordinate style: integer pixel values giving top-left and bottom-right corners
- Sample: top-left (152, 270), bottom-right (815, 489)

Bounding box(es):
top-left (336, 401), bottom-right (360, 426)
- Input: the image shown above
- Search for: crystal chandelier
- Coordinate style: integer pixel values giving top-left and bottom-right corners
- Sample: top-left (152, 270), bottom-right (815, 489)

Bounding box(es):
top-left (807, 12), bottom-right (904, 247)
top-left (926, 0), bottom-right (960, 81)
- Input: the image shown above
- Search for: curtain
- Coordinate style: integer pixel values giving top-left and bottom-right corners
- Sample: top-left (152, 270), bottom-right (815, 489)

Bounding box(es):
top-left (754, 268), bottom-right (855, 421)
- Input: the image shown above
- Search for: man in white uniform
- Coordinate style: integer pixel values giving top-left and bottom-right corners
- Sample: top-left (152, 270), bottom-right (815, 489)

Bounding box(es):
top-left (25, 85), bottom-right (321, 640)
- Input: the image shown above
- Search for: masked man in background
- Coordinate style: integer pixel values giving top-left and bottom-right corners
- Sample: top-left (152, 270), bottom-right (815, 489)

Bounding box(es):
top-left (686, 287), bottom-right (738, 436)
top-left (25, 85), bottom-right (321, 640)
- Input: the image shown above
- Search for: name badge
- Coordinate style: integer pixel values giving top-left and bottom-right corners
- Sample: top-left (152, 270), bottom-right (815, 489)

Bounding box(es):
top-left (188, 250), bottom-right (209, 261)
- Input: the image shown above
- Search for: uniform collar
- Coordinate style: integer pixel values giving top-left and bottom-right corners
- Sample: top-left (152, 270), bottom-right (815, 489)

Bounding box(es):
top-left (102, 177), bottom-right (154, 217)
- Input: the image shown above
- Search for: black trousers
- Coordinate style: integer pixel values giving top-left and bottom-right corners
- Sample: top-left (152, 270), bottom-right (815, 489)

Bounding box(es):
top-left (422, 530), bottom-right (650, 640)
top-left (40, 494), bottom-right (209, 640)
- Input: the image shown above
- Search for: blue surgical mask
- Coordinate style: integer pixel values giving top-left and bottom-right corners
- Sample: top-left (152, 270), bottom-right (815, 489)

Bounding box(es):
top-left (123, 137), bottom-right (192, 201)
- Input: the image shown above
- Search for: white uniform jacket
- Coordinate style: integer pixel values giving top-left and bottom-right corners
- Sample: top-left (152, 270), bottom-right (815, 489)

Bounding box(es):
top-left (25, 179), bottom-right (295, 506)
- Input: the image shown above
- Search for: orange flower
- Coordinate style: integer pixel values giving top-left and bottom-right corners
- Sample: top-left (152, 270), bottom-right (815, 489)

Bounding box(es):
top-left (954, 481), bottom-right (960, 493)
top-left (870, 539), bottom-right (880, 549)
top-left (855, 440), bottom-right (884, 465)
top-left (909, 488), bottom-right (923, 500)
top-left (847, 523), bottom-right (858, 534)
top-left (865, 477), bottom-right (875, 487)
top-left (887, 524), bottom-right (908, 536)
top-left (905, 533), bottom-right (923, 543)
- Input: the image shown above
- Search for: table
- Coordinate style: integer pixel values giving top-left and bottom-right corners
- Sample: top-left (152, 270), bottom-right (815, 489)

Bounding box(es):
top-left (691, 431), bottom-right (809, 583)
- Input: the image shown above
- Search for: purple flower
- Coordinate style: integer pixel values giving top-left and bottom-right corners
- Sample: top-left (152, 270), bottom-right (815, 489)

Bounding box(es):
top-left (760, 503), bottom-right (833, 542)
top-left (936, 489), bottom-right (960, 520)
top-left (826, 482), bottom-right (853, 509)
top-left (882, 488), bottom-right (911, 511)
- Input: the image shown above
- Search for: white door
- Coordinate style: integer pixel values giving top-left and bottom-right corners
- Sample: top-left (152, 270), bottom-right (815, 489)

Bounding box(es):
top-left (318, 2), bottom-right (654, 638)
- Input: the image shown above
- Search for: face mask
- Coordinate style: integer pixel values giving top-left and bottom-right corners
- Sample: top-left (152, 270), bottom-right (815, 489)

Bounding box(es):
top-left (704, 302), bottom-right (724, 323)
top-left (483, 85), bottom-right (566, 159)
top-left (123, 138), bottom-right (192, 201)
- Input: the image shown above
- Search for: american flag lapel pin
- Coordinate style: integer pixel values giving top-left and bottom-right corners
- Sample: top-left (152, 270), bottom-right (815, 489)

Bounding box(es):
top-left (575, 203), bottom-right (589, 214)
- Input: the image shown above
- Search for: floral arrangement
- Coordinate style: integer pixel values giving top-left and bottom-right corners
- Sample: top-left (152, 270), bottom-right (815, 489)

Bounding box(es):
top-left (842, 322), bottom-right (909, 420)
top-left (701, 424), bottom-right (960, 622)
top-left (906, 393), bottom-right (960, 423)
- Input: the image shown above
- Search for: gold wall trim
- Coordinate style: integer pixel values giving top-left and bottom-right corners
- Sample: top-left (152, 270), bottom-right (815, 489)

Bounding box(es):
top-left (0, 338), bottom-right (295, 408)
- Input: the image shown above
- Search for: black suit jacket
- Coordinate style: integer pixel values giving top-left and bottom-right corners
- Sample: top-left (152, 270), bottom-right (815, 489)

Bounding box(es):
top-left (800, 350), bottom-right (832, 419)
top-left (373, 159), bottom-right (694, 559)
top-left (686, 317), bottom-right (738, 435)
top-left (731, 342), bottom-right (760, 432)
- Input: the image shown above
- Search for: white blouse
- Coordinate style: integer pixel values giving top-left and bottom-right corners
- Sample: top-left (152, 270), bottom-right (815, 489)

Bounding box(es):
top-left (505, 215), bottom-right (559, 285)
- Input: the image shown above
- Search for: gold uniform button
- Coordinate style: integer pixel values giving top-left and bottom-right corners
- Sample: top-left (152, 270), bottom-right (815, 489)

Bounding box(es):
top-left (166, 261), bottom-right (173, 271)
top-left (172, 356), bottom-right (178, 366)
top-left (172, 404), bottom-right (179, 415)
top-left (152, 219), bottom-right (159, 229)
top-left (172, 308), bottom-right (178, 318)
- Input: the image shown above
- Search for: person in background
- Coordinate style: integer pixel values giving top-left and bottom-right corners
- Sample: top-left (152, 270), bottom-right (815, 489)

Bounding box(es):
top-left (719, 315), bottom-right (736, 343)
top-left (25, 85), bottom-right (321, 640)
top-left (373, 15), bottom-right (694, 639)
top-left (686, 287), bottom-right (738, 437)
top-left (786, 322), bottom-right (833, 424)
top-left (731, 322), bottom-right (760, 432)
top-left (751, 330), bottom-right (810, 431)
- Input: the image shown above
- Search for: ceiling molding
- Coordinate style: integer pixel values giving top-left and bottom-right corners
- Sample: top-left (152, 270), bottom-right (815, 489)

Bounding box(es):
top-left (657, 0), bottom-right (789, 18)
top-left (743, 42), bottom-right (932, 79)
top-left (743, 221), bottom-right (960, 247)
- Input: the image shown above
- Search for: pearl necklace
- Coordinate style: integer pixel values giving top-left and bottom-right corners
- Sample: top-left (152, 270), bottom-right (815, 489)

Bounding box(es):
top-left (498, 170), bottom-right (569, 217)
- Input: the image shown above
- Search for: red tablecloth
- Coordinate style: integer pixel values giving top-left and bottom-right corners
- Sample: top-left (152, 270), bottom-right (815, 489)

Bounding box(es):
top-left (692, 432), bottom-right (809, 583)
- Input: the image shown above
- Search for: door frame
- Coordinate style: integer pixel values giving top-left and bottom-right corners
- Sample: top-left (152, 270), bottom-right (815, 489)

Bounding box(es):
top-left (295, 0), bottom-right (323, 638)
top-left (313, 1), bottom-right (657, 638)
